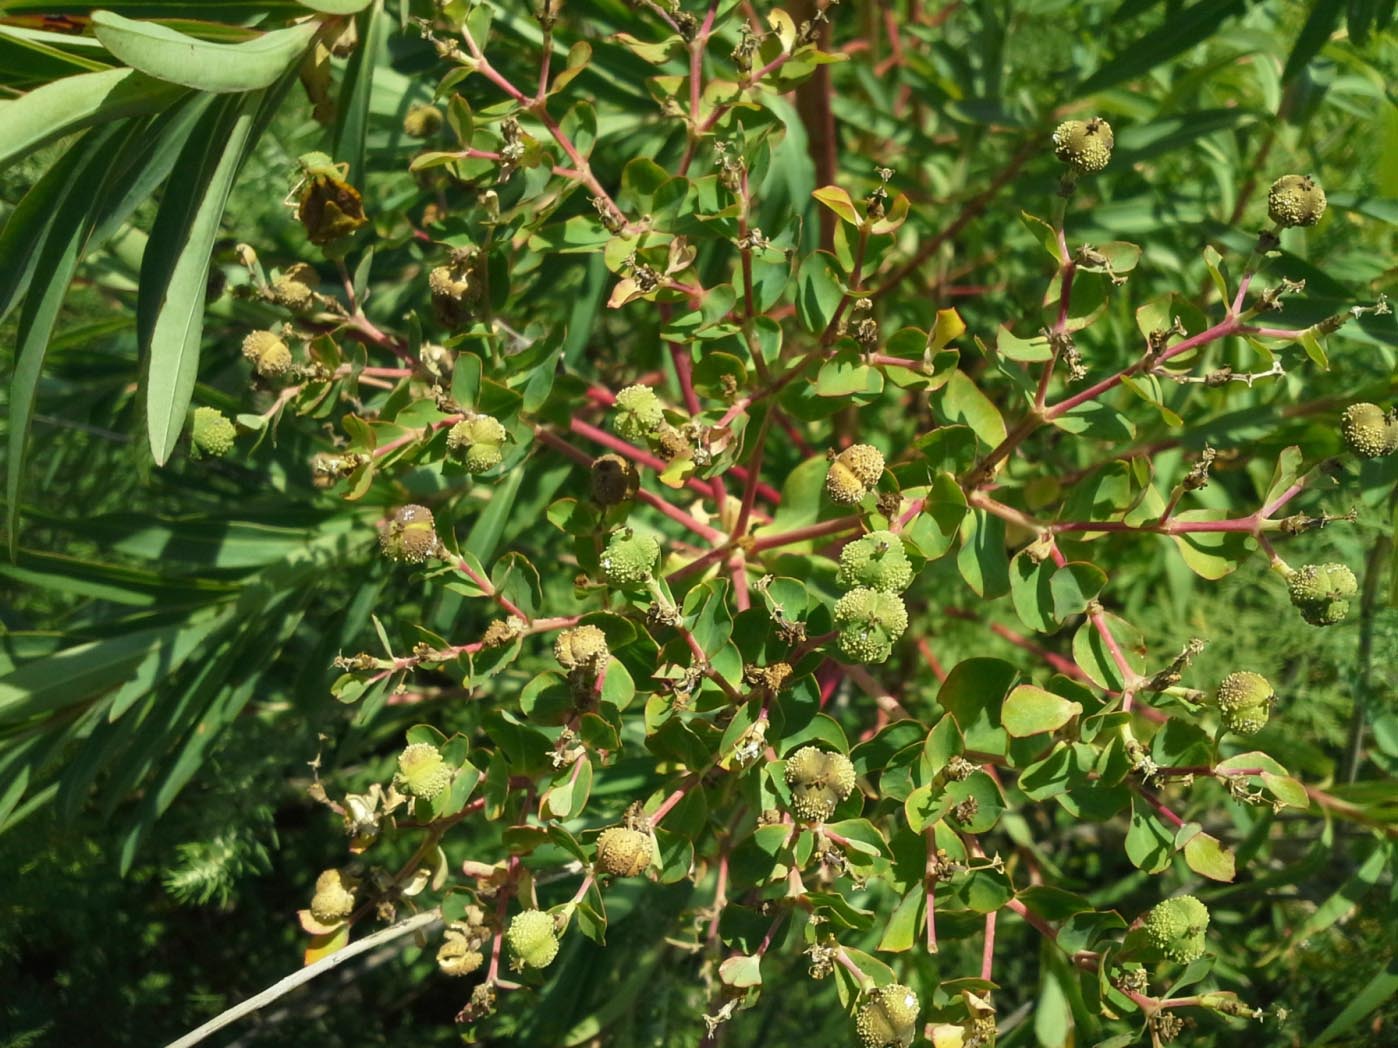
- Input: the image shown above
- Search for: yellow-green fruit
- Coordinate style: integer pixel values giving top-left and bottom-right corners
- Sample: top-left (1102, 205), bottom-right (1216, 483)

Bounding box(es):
top-left (784, 745), bottom-right (857, 822)
top-left (395, 742), bottom-right (453, 799)
top-left (837, 531), bottom-right (914, 593)
top-left (855, 984), bottom-right (921, 1048)
top-left (600, 528), bottom-right (660, 586)
top-left (825, 444), bottom-right (885, 504)
top-left (1142, 895), bottom-right (1210, 963)
top-left (1288, 562), bottom-right (1358, 627)
top-left (1214, 671), bottom-right (1274, 736)
top-left (269, 262), bottom-right (318, 309)
top-left (825, 460), bottom-right (866, 504)
top-left (613, 385), bottom-right (665, 442)
top-left (462, 444), bottom-right (500, 473)
top-left (833, 587), bottom-right (909, 664)
top-left (594, 826), bottom-right (653, 877)
top-left (507, 909), bottom-right (560, 968)
top-left (554, 624), bottom-right (610, 674)
top-left (191, 407), bottom-right (236, 458)
top-left (1052, 118), bottom-right (1114, 174)
top-left (591, 453), bottom-right (639, 505)
top-left (309, 868), bottom-right (358, 924)
top-left (241, 330), bottom-right (294, 377)
top-left (447, 416), bottom-right (507, 474)
top-left (1341, 403), bottom-right (1395, 459)
top-left (403, 103), bottom-right (444, 139)
top-left (378, 505), bottom-right (439, 564)
top-left (1268, 174), bottom-right (1327, 227)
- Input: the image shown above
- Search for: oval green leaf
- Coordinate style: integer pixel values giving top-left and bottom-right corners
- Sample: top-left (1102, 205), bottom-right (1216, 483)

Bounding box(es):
top-left (1002, 685), bottom-right (1082, 738)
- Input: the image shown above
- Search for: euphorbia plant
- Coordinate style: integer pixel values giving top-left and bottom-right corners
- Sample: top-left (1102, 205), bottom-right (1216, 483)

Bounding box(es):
top-left (238, 3), bottom-right (1395, 1036)
top-left (222, 4), bottom-right (1393, 1045)
top-left (2, 2), bottom-right (1394, 1047)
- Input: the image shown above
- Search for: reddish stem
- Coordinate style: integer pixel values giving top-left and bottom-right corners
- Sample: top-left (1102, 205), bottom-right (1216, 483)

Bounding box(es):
top-left (924, 828), bottom-right (940, 954)
top-left (734, 409), bottom-right (774, 538)
top-left (750, 515), bottom-right (863, 553)
top-left (1136, 786), bottom-right (1186, 828)
top-left (981, 909), bottom-right (997, 982)
top-left (535, 428), bottom-right (725, 541)
top-left (1045, 316), bottom-right (1240, 420)
top-left (453, 557), bottom-right (530, 622)
top-left (649, 778), bottom-right (697, 825)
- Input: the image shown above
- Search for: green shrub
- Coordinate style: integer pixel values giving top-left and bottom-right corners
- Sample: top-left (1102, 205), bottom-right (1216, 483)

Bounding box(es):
top-left (1, 3), bottom-right (1396, 1047)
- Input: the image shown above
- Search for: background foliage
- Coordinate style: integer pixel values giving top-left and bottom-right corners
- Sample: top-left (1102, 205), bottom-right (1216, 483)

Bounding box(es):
top-left (1, 1), bottom-right (1396, 1047)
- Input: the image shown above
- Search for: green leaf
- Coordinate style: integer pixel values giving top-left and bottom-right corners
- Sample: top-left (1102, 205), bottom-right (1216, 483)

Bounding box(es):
top-left (1150, 719), bottom-right (1212, 768)
top-left (718, 953), bottom-right (763, 988)
top-left (1168, 510), bottom-right (1252, 580)
top-left (1317, 957), bottom-right (1398, 1044)
top-left (1271, 843), bottom-right (1389, 962)
top-left (1282, 0), bottom-right (1344, 83)
top-left (945, 772), bottom-right (1005, 832)
top-left (1034, 952), bottom-right (1074, 1048)
top-left (1182, 831), bottom-right (1235, 882)
top-left (92, 11), bottom-right (318, 93)
top-left (795, 251), bottom-right (843, 333)
top-left (1074, 0), bottom-right (1248, 97)
top-left (815, 350), bottom-right (883, 397)
top-left (940, 370), bottom-right (1007, 449)
top-left (142, 92), bottom-right (264, 465)
top-left (0, 67), bottom-right (184, 171)
top-left (956, 509), bottom-right (1010, 600)
top-left (0, 22), bottom-right (109, 89)
top-left (900, 472), bottom-right (966, 561)
top-left (812, 184), bottom-right (860, 226)
top-left (936, 658), bottom-right (1017, 758)
top-left (6, 99), bottom-right (212, 543)
top-left (1297, 327), bottom-right (1329, 369)
top-left (1201, 245), bottom-right (1228, 302)
top-left (1009, 551), bottom-right (1056, 633)
top-left (7, 122), bottom-right (147, 554)
top-left (0, 619), bottom-right (199, 725)
top-left (299, 0), bottom-right (373, 11)
top-left (332, 2), bottom-right (386, 188)
top-left (1049, 401), bottom-right (1135, 443)
top-left (1002, 685), bottom-right (1082, 738)
top-left (1072, 613), bottom-right (1146, 692)
top-left (1125, 798), bottom-right (1174, 873)
top-left (1050, 561), bottom-right (1106, 621)
top-left (993, 324), bottom-right (1052, 363)
top-left (877, 888), bottom-right (923, 953)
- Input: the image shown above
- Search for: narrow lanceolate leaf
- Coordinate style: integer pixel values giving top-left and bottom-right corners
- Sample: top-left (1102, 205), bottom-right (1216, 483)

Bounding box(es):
top-left (5, 99), bottom-right (214, 552)
top-left (0, 132), bottom-right (104, 327)
top-left (91, 11), bottom-right (319, 93)
top-left (0, 22), bottom-right (111, 90)
top-left (141, 92), bottom-right (263, 465)
top-left (1316, 958), bottom-right (1398, 1044)
top-left (299, 0), bottom-right (374, 12)
top-left (0, 66), bottom-right (184, 171)
top-left (1073, 0), bottom-right (1247, 98)
top-left (0, 95), bottom-right (210, 326)
top-left (7, 125), bottom-right (131, 557)
top-left (331, 0), bottom-right (386, 188)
